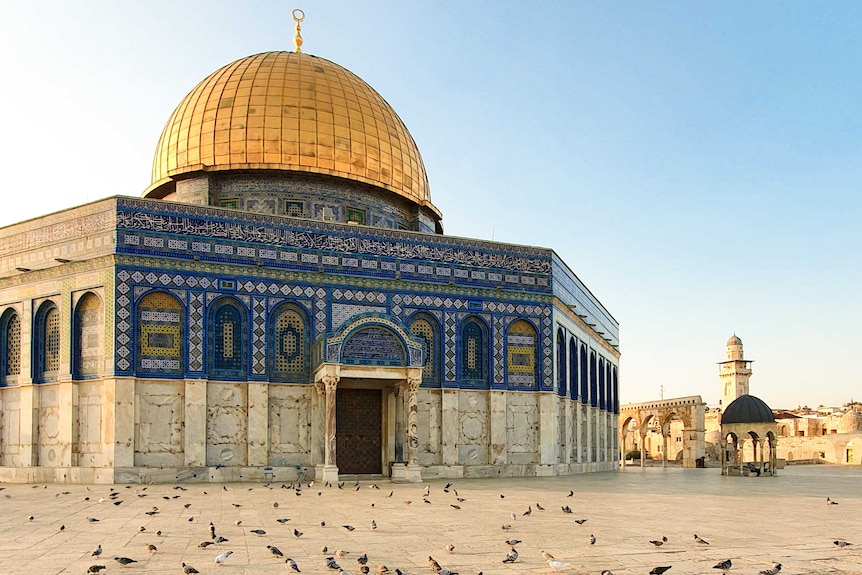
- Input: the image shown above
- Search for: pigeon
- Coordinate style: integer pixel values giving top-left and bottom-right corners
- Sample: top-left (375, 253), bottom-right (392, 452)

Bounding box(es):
top-left (387, 491), bottom-right (393, 497)
top-left (424, 485), bottom-right (430, 496)
top-left (446, 543), bottom-right (455, 554)
top-left (536, 502), bottom-right (545, 511)
top-left (87, 567), bottom-right (107, 574)
top-left (713, 559), bottom-right (732, 570)
top-left (574, 518), bottom-right (587, 524)
top-left (360, 564), bottom-right (370, 574)
top-left (215, 550), bottom-right (234, 566)
top-left (357, 554), bottom-right (368, 565)
top-left (343, 525), bottom-right (356, 531)
top-left (600, 571), bottom-right (614, 575)
top-left (377, 565), bottom-right (390, 574)
top-left (502, 548), bottom-right (518, 563)
top-left (287, 558), bottom-right (301, 572)
top-left (694, 534), bottom-right (710, 545)
top-left (650, 536), bottom-right (668, 547)
top-left (146, 543), bottom-right (157, 552)
top-left (827, 497), bottom-right (838, 505)
top-left (590, 534), bottom-right (596, 545)
top-left (522, 506), bottom-right (532, 517)
top-left (541, 551), bottom-right (555, 561)
top-left (500, 494), bottom-right (505, 499)
top-left (199, 541), bottom-right (215, 548)
top-left (92, 544), bottom-right (103, 557)
top-left (251, 529), bottom-right (267, 536)
top-left (336, 550), bottom-right (348, 558)
top-left (547, 560), bottom-right (571, 571)
top-left (450, 504), bottom-right (461, 510)
top-left (561, 506), bottom-right (573, 514)
top-left (277, 518), bottom-right (291, 523)
top-left (234, 520), bottom-right (242, 526)
top-left (183, 563), bottom-right (200, 574)
top-left (758, 563), bottom-right (781, 575)
top-left (371, 520), bottom-right (377, 530)
top-left (326, 557), bottom-right (342, 570)
top-left (294, 528), bottom-right (304, 537)
top-left (439, 569), bottom-right (458, 575)
top-left (214, 536), bottom-right (229, 543)
top-left (567, 490), bottom-right (574, 497)
top-left (428, 556), bottom-right (442, 571)
top-left (321, 547), bottom-right (329, 554)
top-left (834, 540), bottom-right (853, 547)
top-left (114, 556), bottom-right (138, 566)
top-left (501, 524), bottom-right (513, 530)
top-left (209, 522), bottom-right (217, 538)
top-left (650, 568), bottom-right (672, 575)
top-left (506, 539), bottom-right (522, 546)
top-left (87, 517), bottom-right (100, 523)
top-left (268, 545), bottom-right (284, 557)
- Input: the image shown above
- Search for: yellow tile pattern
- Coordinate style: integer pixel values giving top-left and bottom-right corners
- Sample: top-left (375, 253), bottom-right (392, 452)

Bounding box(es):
top-left (150, 51), bottom-right (435, 212)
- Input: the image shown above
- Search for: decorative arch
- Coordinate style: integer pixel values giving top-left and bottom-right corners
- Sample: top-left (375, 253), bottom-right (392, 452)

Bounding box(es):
top-left (321, 313), bottom-right (423, 369)
top-left (507, 319), bottom-right (538, 388)
top-left (33, 300), bottom-right (60, 383)
top-left (207, 296), bottom-right (248, 379)
top-left (73, 292), bottom-right (103, 379)
top-left (598, 356), bottom-right (606, 410)
top-left (579, 343), bottom-right (588, 403)
top-left (589, 350), bottom-right (598, 408)
top-left (409, 313), bottom-right (440, 387)
top-left (460, 316), bottom-right (489, 388)
top-left (137, 291), bottom-right (184, 377)
top-left (612, 365), bottom-right (619, 413)
top-left (556, 328), bottom-right (567, 396)
top-left (0, 308), bottom-right (20, 385)
top-left (269, 302), bottom-right (310, 383)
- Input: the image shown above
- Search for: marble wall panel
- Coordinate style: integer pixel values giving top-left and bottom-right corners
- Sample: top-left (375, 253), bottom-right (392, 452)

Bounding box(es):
top-left (416, 389), bottom-right (441, 465)
top-left (506, 393), bottom-right (538, 464)
top-left (135, 380), bottom-right (184, 467)
top-left (0, 387), bottom-right (21, 466)
top-left (457, 391), bottom-right (489, 465)
top-left (37, 385), bottom-right (64, 466)
top-left (76, 380), bottom-right (104, 466)
top-left (207, 382), bottom-right (248, 466)
top-left (268, 385), bottom-right (312, 466)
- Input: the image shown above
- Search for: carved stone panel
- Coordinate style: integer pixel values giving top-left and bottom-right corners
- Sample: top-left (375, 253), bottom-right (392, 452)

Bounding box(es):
top-left (458, 391), bottom-right (489, 465)
top-left (76, 381), bottom-right (104, 466)
top-left (135, 380), bottom-right (184, 467)
top-left (0, 387), bottom-right (21, 466)
top-left (37, 385), bottom-right (63, 467)
top-left (507, 393), bottom-right (538, 464)
top-left (206, 382), bottom-right (248, 466)
top-left (268, 385), bottom-right (312, 466)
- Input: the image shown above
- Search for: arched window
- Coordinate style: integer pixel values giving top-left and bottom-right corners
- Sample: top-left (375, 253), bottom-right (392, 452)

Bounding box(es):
top-left (568, 338), bottom-right (578, 400)
top-left (73, 292), bottom-right (103, 379)
top-left (579, 343), bottom-right (588, 403)
top-left (598, 357), bottom-right (606, 410)
top-left (589, 351), bottom-right (598, 408)
top-left (269, 304), bottom-right (309, 382)
top-left (556, 328), bottom-right (567, 396)
top-left (137, 291), bottom-right (184, 376)
top-left (612, 365), bottom-right (619, 413)
top-left (0, 309), bottom-right (20, 385)
top-left (460, 318), bottom-right (487, 387)
top-left (409, 314), bottom-right (440, 386)
top-left (208, 298), bottom-right (247, 378)
top-left (34, 301), bottom-right (60, 383)
top-left (507, 319), bottom-right (538, 388)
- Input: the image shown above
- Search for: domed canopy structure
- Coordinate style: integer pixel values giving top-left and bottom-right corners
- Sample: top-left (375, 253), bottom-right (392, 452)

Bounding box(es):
top-left (722, 394), bottom-right (775, 424)
top-left (727, 334), bottom-right (742, 346)
top-left (145, 50), bottom-right (441, 231)
top-left (838, 410), bottom-right (862, 434)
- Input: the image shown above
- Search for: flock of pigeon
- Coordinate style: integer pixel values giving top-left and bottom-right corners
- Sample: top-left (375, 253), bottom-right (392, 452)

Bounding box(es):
top-left (1, 480), bottom-right (856, 574)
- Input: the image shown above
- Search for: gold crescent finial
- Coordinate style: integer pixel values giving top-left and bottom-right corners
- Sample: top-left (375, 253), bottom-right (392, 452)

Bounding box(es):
top-left (292, 9), bottom-right (305, 53)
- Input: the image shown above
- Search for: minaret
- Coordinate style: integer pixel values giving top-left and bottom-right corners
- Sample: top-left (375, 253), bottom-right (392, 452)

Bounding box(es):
top-left (718, 334), bottom-right (753, 411)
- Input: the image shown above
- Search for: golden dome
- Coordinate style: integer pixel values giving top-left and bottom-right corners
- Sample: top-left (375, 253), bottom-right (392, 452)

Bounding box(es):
top-left (146, 51), bottom-right (438, 216)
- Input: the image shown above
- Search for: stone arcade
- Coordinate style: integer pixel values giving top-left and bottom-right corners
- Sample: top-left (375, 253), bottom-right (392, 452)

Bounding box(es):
top-left (0, 33), bottom-right (620, 483)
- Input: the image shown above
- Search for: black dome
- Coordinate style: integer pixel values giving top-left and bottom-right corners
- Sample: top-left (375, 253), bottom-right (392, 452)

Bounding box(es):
top-left (722, 394), bottom-right (775, 424)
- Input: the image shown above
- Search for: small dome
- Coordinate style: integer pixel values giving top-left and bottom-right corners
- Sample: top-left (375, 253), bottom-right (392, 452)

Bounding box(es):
top-left (722, 394), bottom-right (774, 424)
top-left (838, 410), bottom-right (862, 434)
top-left (727, 334), bottom-right (743, 346)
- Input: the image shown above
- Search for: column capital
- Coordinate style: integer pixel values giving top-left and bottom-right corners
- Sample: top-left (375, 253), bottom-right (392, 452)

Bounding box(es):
top-left (406, 377), bottom-right (422, 393)
top-left (315, 374), bottom-right (340, 395)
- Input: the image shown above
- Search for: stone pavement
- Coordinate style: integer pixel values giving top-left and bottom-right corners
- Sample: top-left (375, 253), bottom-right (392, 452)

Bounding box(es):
top-left (0, 465), bottom-right (859, 575)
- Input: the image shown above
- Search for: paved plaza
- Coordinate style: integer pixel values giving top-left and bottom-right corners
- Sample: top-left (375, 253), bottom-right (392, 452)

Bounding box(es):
top-left (0, 465), bottom-right (859, 575)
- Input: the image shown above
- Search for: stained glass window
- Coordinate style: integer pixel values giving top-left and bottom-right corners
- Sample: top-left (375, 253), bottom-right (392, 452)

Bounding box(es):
top-left (409, 316), bottom-right (438, 383)
top-left (461, 319), bottom-right (486, 384)
top-left (74, 293), bottom-right (102, 378)
top-left (271, 306), bottom-right (307, 381)
top-left (138, 292), bottom-right (183, 376)
top-left (507, 320), bottom-right (537, 387)
top-left (211, 302), bottom-right (244, 374)
top-left (36, 305), bottom-right (61, 382)
top-left (2, 311), bottom-right (20, 384)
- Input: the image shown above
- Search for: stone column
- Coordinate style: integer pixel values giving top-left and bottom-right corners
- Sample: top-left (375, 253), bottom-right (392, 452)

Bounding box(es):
top-left (314, 374), bottom-right (339, 483)
top-left (247, 382), bottom-right (269, 467)
top-left (112, 377), bottom-right (135, 469)
top-left (639, 426), bottom-right (646, 468)
top-left (403, 377), bottom-right (422, 482)
top-left (184, 379), bottom-right (207, 467)
top-left (59, 380), bottom-right (74, 467)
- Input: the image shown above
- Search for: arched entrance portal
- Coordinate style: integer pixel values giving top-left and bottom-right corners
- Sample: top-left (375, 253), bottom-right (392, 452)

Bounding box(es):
top-left (314, 314), bottom-right (425, 483)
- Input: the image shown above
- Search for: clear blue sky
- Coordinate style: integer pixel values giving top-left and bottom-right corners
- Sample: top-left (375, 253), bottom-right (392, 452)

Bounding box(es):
top-left (1, 1), bottom-right (859, 408)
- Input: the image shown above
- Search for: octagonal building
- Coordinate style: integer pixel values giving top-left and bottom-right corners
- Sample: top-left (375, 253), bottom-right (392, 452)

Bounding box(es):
top-left (0, 43), bottom-right (619, 483)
